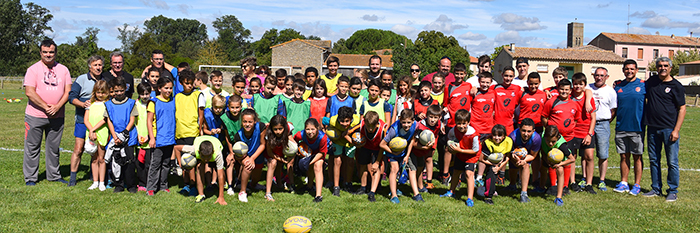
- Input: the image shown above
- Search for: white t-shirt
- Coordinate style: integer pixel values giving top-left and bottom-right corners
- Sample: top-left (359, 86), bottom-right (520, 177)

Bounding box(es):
top-left (466, 76), bottom-right (496, 88)
top-left (512, 78), bottom-right (528, 89)
top-left (586, 83), bottom-right (617, 120)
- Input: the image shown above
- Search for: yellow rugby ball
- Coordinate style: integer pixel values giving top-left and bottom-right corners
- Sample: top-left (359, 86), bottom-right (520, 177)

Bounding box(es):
top-left (547, 148), bottom-right (565, 164)
top-left (325, 127), bottom-right (340, 140)
top-left (283, 216), bottom-right (312, 233)
top-left (389, 137), bottom-right (407, 153)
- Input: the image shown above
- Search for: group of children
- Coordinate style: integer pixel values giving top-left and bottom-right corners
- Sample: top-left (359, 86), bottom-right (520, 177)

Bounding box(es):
top-left (78, 55), bottom-right (601, 207)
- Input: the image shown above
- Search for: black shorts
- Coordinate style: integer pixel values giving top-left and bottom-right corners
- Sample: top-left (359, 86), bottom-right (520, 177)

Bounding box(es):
top-left (569, 137), bottom-right (595, 153)
top-left (453, 160), bottom-right (476, 172)
top-left (176, 137), bottom-right (196, 146)
top-left (356, 148), bottom-right (379, 165)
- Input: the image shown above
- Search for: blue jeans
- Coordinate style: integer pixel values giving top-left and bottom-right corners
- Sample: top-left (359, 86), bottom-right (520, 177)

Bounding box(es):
top-left (593, 121), bottom-right (610, 160)
top-left (647, 127), bottom-right (680, 194)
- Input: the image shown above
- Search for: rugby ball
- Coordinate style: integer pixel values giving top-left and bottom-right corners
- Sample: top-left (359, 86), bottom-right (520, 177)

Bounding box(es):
top-left (389, 137), bottom-right (407, 153)
top-left (418, 130), bottom-right (435, 146)
top-left (232, 141), bottom-right (249, 159)
top-left (298, 143), bottom-right (312, 158)
top-left (84, 138), bottom-right (97, 155)
top-left (181, 152), bottom-right (197, 170)
top-left (513, 147), bottom-right (528, 160)
top-left (547, 148), bottom-right (565, 164)
top-left (283, 215), bottom-right (312, 233)
top-left (487, 152), bottom-right (504, 164)
top-left (284, 140), bottom-right (299, 159)
top-left (447, 140), bottom-right (459, 153)
top-left (351, 131), bottom-right (366, 147)
top-left (325, 127), bottom-right (340, 140)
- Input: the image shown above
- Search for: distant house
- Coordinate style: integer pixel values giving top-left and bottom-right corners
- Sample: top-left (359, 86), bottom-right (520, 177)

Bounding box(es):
top-left (493, 44), bottom-right (625, 87)
top-left (679, 60), bottom-right (700, 76)
top-left (270, 39), bottom-right (332, 74)
top-left (469, 56), bottom-right (479, 75)
top-left (588, 32), bottom-right (700, 78)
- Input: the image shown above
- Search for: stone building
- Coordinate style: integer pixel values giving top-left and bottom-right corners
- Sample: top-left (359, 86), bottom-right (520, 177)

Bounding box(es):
top-left (270, 39), bottom-right (332, 74)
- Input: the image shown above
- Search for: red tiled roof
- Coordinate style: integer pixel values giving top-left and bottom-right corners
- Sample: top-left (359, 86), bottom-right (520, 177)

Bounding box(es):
top-left (503, 45), bottom-right (625, 63)
top-left (680, 60), bottom-right (700, 65)
top-left (470, 56), bottom-right (478, 64)
top-left (329, 54), bottom-right (394, 67)
top-left (597, 32), bottom-right (700, 47)
top-left (270, 39), bottom-right (331, 50)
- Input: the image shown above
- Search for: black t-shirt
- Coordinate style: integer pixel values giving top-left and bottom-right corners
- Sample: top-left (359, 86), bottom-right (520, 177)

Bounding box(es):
top-left (644, 75), bottom-right (685, 129)
top-left (102, 71), bottom-right (135, 98)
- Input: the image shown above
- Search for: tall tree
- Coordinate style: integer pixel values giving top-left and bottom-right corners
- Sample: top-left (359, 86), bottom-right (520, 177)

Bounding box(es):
top-left (0, 0), bottom-right (52, 75)
top-left (392, 30), bottom-right (470, 78)
top-left (117, 23), bottom-right (141, 54)
top-left (143, 15), bottom-right (207, 58)
top-left (339, 29), bottom-right (410, 54)
top-left (126, 33), bottom-right (172, 77)
top-left (212, 15), bottom-right (251, 63)
top-left (59, 27), bottom-right (103, 76)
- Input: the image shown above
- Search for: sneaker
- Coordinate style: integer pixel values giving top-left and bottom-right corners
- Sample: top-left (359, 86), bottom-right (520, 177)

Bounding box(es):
top-left (51, 178), bottom-right (69, 184)
top-left (313, 196), bottom-right (323, 203)
top-left (147, 190), bottom-right (155, 196)
top-left (88, 182), bottom-right (99, 190)
top-left (475, 179), bottom-right (484, 187)
top-left (441, 174), bottom-right (451, 186)
top-left (99, 183), bottom-right (106, 191)
top-left (265, 193), bottom-right (275, 202)
top-left (163, 189), bottom-right (170, 193)
top-left (533, 186), bottom-right (546, 193)
top-left (577, 179), bottom-right (586, 188)
top-left (642, 190), bottom-right (660, 197)
top-left (368, 192), bottom-right (376, 202)
top-left (554, 198), bottom-right (564, 206)
top-left (569, 183), bottom-right (582, 192)
top-left (418, 187), bottom-right (428, 193)
top-left (342, 183), bottom-right (353, 193)
top-left (195, 195), bottom-right (205, 203)
top-left (396, 189), bottom-right (404, 196)
top-left (584, 185), bottom-right (597, 194)
top-left (520, 194), bottom-right (530, 203)
top-left (105, 180), bottom-right (114, 189)
top-left (332, 186), bottom-right (340, 197)
top-left (546, 186), bottom-right (558, 196)
top-left (465, 198), bottom-right (474, 207)
top-left (138, 185), bottom-right (147, 192)
top-left (26, 181), bottom-right (36, 186)
top-left (412, 194), bottom-right (425, 202)
top-left (390, 196), bottom-right (400, 204)
top-left (114, 186), bottom-right (125, 193)
top-left (223, 183), bottom-right (230, 190)
top-left (613, 183), bottom-right (630, 193)
top-left (666, 193), bottom-right (678, 202)
top-left (505, 184), bottom-right (518, 192)
top-left (353, 187), bottom-right (367, 195)
top-left (629, 184), bottom-right (642, 196)
top-left (238, 192), bottom-right (248, 202)
top-left (440, 190), bottom-right (454, 198)
top-left (128, 187), bottom-right (138, 194)
top-left (227, 187), bottom-right (235, 196)
top-left (563, 187), bottom-right (570, 196)
top-left (189, 186), bottom-right (198, 196)
top-left (598, 181), bottom-right (607, 191)
top-left (425, 182), bottom-right (435, 189)
top-left (254, 184), bottom-right (266, 191)
top-left (484, 198), bottom-right (494, 205)
top-left (324, 181), bottom-right (333, 189)
top-left (179, 185), bottom-right (192, 195)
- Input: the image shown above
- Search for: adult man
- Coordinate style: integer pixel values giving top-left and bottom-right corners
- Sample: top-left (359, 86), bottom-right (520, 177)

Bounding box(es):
top-left (141, 50), bottom-right (173, 86)
top-left (23, 39), bottom-right (72, 185)
top-left (583, 67), bottom-right (617, 191)
top-left (67, 55), bottom-right (104, 186)
top-left (102, 51), bottom-right (135, 98)
top-left (512, 57), bottom-right (529, 88)
top-left (642, 57), bottom-right (686, 202)
top-left (321, 56), bottom-right (342, 95)
top-left (422, 56), bottom-right (456, 84)
top-left (612, 60), bottom-right (645, 196)
top-left (368, 55), bottom-right (382, 79)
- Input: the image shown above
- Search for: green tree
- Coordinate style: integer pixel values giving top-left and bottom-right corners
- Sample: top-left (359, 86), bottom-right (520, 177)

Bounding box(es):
top-left (117, 23), bottom-right (141, 54)
top-left (648, 49), bottom-right (700, 76)
top-left (143, 15), bottom-right (207, 58)
top-left (0, 0), bottom-right (52, 75)
top-left (251, 28), bottom-right (318, 65)
top-left (126, 33), bottom-right (172, 77)
top-left (332, 38), bottom-right (347, 54)
top-left (212, 15), bottom-right (251, 63)
top-left (340, 29), bottom-right (410, 54)
top-left (58, 27), bottom-right (103, 76)
top-left (392, 30), bottom-right (470, 79)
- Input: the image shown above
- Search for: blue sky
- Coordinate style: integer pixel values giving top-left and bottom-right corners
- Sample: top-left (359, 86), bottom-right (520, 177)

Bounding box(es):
top-left (27, 0), bottom-right (700, 56)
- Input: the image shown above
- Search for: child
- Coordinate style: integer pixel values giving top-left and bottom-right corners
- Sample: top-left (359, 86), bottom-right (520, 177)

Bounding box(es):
top-left (492, 66), bottom-right (522, 188)
top-left (85, 80), bottom-right (110, 191)
top-left (251, 77), bottom-right (280, 124)
top-left (440, 63), bottom-right (473, 185)
top-left (379, 70), bottom-right (397, 105)
top-left (105, 77), bottom-right (139, 193)
top-left (303, 67), bottom-right (319, 100)
top-left (279, 80), bottom-right (310, 135)
top-left (570, 73), bottom-right (597, 193)
top-left (249, 77), bottom-right (262, 95)
top-left (544, 67), bottom-right (567, 99)
top-left (181, 136), bottom-right (226, 205)
top-left (409, 105), bottom-right (442, 196)
top-left (204, 70), bottom-right (230, 108)
top-left (135, 84), bottom-right (151, 191)
top-left (325, 76), bottom-right (353, 118)
top-left (413, 81), bottom-right (440, 121)
top-left (542, 79), bottom-right (580, 193)
top-left (349, 77), bottom-right (365, 114)
top-left (273, 69), bottom-right (287, 95)
top-left (471, 72), bottom-right (496, 137)
top-left (309, 79), bottom-right (328, 124)
top-left (320, 56), bottom-right (341, 95)
top-left (440, 109), bottom-right (480, 207)
top-left (202, 95), bottom-right (226, 188)
top-left (379, 110), bottom-right (418, 204)
top-left (146, 67), bottom-right (160, 98)
top-left (294, 118), bottom-right (330, 202)
top-left (328, 106), bottom-right (362, 196)
top-left (195, 70), bottom-right (209, 93)
top-left (518, 73), bottom-right (547, 190)
top-left (173, 70), bottom-right (205, 196)
top-left (380, 85), bottom-right (394, 124)
top-left (263, 115), bottom-right (294, 201)
top-left (282, 75), bottom-right (295, 100)
top-left (507, 118), bottom-right (542, 201)
top-left (479, 124), bottom-right (512, 205)
top-left (541, 125), bottom-right (575, 206)
top-left (357, 79), bottom-right (392, 123)
top-left (235, 109), bottom-right (267, 202)
top-left (346, 111), bottom-right (386, 200)
top-left (221, 95), bottom-right (243, 195)
top-left (146, 77), bottom-right (176, 195)
top-left (430, 73), bottom-right (445, 105)
top-left (230, 74), bottom-right (250, 109)
top-left (394, 76), bottom-right (412, 119)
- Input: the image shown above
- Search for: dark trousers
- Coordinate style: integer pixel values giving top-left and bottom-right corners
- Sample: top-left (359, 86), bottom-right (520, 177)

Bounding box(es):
top-left (136, 148), bottom-right (151, 187)
top-left (114, 146), bottom-right (136, 189)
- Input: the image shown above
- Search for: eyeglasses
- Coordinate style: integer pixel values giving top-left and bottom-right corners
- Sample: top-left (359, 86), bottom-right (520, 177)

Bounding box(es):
top-left (593, 74), bottom-right (607, 77)
top-left (43, 69), bottom-right (57, 86)
top-left (410, 69), bottom-right (420, 72)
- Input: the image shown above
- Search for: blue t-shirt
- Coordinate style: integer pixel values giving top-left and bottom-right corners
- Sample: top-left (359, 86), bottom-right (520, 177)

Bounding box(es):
top-left (509, 128), bottom-right (541, 153)
top-left (614, 78), bottom-right (645, 132)
top-left (203, 108), bottom-right (223, 139)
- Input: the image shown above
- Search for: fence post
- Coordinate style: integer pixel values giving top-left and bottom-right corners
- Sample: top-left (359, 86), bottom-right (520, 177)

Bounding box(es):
top-left (1, 78), bottom-right (4, 89)
top-left (695, 94), bottom-right (699, 107)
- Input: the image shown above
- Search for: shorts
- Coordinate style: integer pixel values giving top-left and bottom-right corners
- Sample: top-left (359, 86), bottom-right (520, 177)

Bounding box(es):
top-left (615, 131), bottom-right (644, 155)
top-left (386, 155), bottom-right (405, 163)
top-left (453, 160), bottom-right (476, 172)
top-left (74, 122), bottom-right (87, 139)
top-left (331, 143), bottom-right (356, 158)
top-left (356, 148), bottom-right (379, 165)
top-left (407, 154), bottom-right (426, 171)
top-left (569, 137), bottom-right (595, 154)
top-left (176, 137), bottom-right (195, 146)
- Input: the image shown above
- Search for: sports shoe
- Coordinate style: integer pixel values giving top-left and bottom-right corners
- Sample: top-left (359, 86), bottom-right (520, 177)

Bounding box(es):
top-left (390, 196), bottom-right (400, 204)
top-left (227, 187), bottom-right (235, 196)
top-left (504, 184), bottom-right (518, 192)
top-left (642, 190), bottom-right (660, 197)
top-left (195, 195), bottom-right (205, 203)
top-left (223, 183), bottom-right (230, 190)
top-left (533, 186), bottom-right (546, 193)
top-left (412, 194), bottom-right (425, 202)
top-left (114, 186), bottom-right (125, 193)
top-left (26, 181), bottom-right (36, 186)
top-left (440, 190), bottom-right (454, 198)
top-left (441, 174), bottom-right (451, 186)
top-left (332, 186), bottom-right (340, 197)
top-left (598, 182), bottom-right (608, 191)
top-left (238, 192), bottom-right (248, 202)
top-left (138, 185), bottom-right (147, 192)
top-left (484, 198), bottom-right (494, 205)
top-left (425, 182), bottom-right (435, 189)
top-left (629, 184), bottom-right (641, 196)
top-left (313, 196), bottom-right (323, 203)
top-left (353, 187), bottom-right (367, 195)
top-left (368, 192), bottom-right (376, 202)
top-left (105, 181), bottom-right (113, 189)
top-left (418, 187), bottom-right (428, 193)
top-left (163, 189), bottom-right (170, 193)
top-left (475, 179), bottom-right (484, 187)
top-left (99, 183), bottom-right (107, 191)
top-left (324, 181), bottom-right (333, 189)
top-left (569, 183), bottom-right (582, 192)
top-left (554, 198), bottom-right (563, 206)
top-left (342, 183), bottom-right (353, 193)
top-left (88, 182), bottom-right (99, 190)
top-left (613, 183), bottom-right (630, 193)
top-left (189, 186), bottom-right (198, 196)
top-left (584, 185), bottom-right (597, 194)
top-left (465, 198), bottom-right (474, 207)
top-left (546, 186), bottom-right (558, 196)
top-left (396, 189), bottom-right (404, 196)
top-left (51, 178), bottom-right (69, 184)
top-left (666, 193), bottom-right (678, 202)
top-left (128, 187), bottom-right (138, 194)
top-left (179, 185), bottom-right (192, 195)
top-left (520, 194), bottom-right (530, 203)
top-left (563, 187), bottom-right (570, 196)
top-left (577, 179), bottom-right (586, 188)
top-left (265, 193), bottom-right (275, 202)
top-left (147, 190), bottom-right (155, 196)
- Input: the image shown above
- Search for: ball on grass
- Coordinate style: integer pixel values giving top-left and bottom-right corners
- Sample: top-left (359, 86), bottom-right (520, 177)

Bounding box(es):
top-left (283, 216), bottom-right (312, 233)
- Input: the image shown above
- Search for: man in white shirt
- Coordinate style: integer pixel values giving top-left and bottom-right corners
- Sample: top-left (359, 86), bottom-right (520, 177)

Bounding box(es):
top-left (584, 67), bottom-right (617, 191)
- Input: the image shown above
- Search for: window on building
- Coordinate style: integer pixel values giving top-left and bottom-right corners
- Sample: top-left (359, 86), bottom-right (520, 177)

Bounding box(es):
top-left (653, 49), bottom-right (659, 59)
top-left (669, 50), bottom-right (675, 58)
top-left (622, 48), bottom-right (628, 58)
top-left (637, 48), bottom-right (644, 60)
top-left (537, 64), bottom-right (548, 72)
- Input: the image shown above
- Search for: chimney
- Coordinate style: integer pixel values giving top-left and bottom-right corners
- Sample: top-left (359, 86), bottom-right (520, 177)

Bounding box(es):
top-left (671, 34), bottom-right (675, 38)
top-left (510, 43), bottom-right (515, 52)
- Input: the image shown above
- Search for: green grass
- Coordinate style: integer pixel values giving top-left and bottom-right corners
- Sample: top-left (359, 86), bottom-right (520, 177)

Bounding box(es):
top-left (1, 84), bottom-right (700, 232)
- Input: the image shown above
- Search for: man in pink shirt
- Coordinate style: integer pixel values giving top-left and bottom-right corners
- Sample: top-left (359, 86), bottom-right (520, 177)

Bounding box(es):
top-left (23, 39), bottom-right (72, 186)
top-left (422, 56), bottom-right (456, 84)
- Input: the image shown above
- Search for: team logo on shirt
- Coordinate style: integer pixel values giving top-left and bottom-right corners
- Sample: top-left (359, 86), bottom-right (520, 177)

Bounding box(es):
top-left (635, 87), bottom-right (640, 92)
top-left (511, 92), bottom-right (515, 97)
top-left (571, 109), bottom-right (576, 114)
top-left (665, 87), bottom-right (670, 93)
top-left (504, 99), bottom-right (511, 106)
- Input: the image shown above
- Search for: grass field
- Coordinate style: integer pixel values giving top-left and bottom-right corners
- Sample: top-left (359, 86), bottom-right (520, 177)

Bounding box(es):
top-left (1, 82), bottom-right (700, 232)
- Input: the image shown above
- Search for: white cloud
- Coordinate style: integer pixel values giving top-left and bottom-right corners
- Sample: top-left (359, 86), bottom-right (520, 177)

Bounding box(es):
top-left (596, 2), bottom-right (611, 8)
top-left (361, 14), bottom-right (384, 22)
top-left (48, 6), bottom-right (61, 12)
top-left (467, 40), bottom-right (497, 56)
top-left (51, 19), bottom-right (79, 30)
top-left (494, 30), bottom-right (521, 43)
top-left (630, 11), bottom-right (657, 18)
top-left (458, 31), bottom-right (487, 40)
top-left (139, 0), bottom-right (169, 10)
top-left (423, 14), bottom-right (468, 34)
top-left (391, 24), bottom-right (418, 37)
top-left (641, 15), bottom-right (699, 29)
top-left (492, 13), bottom-right (546, 31)
top-left (493, 30), bottom-right (551, 48)
top-left (628, 27), bottom-right (651, 34)
top-left (176, 4), bottom-right (191, 15)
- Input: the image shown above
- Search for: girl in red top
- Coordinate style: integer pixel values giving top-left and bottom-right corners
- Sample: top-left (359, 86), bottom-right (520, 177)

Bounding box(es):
top-left (263, 115), bottom-right (294, 201)
top-left (293, 118), bottom-right (329, 203)
top-left (308, 79), bottom-right (328, 124)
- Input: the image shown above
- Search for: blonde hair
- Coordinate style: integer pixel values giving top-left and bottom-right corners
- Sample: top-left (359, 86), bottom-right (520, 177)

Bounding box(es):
top-left (212, 95), bottom-right (226, 108)
top-left (90, 80), bottom-right (110, 103)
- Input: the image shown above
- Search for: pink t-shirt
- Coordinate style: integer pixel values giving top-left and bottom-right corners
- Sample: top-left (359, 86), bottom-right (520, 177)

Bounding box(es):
top-left (422, 72), bottom-right (456, 84)
top-left (23, 61), bottom-right (72, 118)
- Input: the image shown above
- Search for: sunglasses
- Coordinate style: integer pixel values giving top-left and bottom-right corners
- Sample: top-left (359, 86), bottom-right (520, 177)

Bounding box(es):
top-left (258, 70), bottom-right (268, 74)
top-left (410, 69), bottom-right (420, 72)
top-left (241, 65), bottom-right (248, 69)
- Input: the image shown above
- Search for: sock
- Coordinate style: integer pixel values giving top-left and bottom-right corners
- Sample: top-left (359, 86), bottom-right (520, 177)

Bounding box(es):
top-left (620, 181), bottom-right (628, 186)
top-left (563, 165), bottom-right (572, 187)
top-left (70, 172), bottom-right (77, 181)
top-left (548, 167), bottom-right (557, 187)
top-left (442, 173), bottom-right (449, 177)
top-left (426, 179), bottom-right (432, 183)
top-left (92, 181), bottom-right (99, 186)
top-left (476, 175), bottom-right (483, 181)
top-left (98, 181), bottom-right (105, 186)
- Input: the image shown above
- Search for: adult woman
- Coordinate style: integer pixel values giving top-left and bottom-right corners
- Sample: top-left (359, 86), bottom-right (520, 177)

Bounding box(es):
top-left (240, 57), bottom-right (265, 93)
top-left (409, 63), bottom-right (422, 86)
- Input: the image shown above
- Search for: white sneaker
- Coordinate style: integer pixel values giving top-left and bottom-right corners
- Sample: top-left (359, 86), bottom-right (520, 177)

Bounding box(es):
top-left (98, 183), bottom-right (106, 191)
top-left (238, 192), bottom-right (248, 203)
top-left (88, 182), bottom-right (99, 190)
top-left (227, 187), bottom-right (235, 196)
